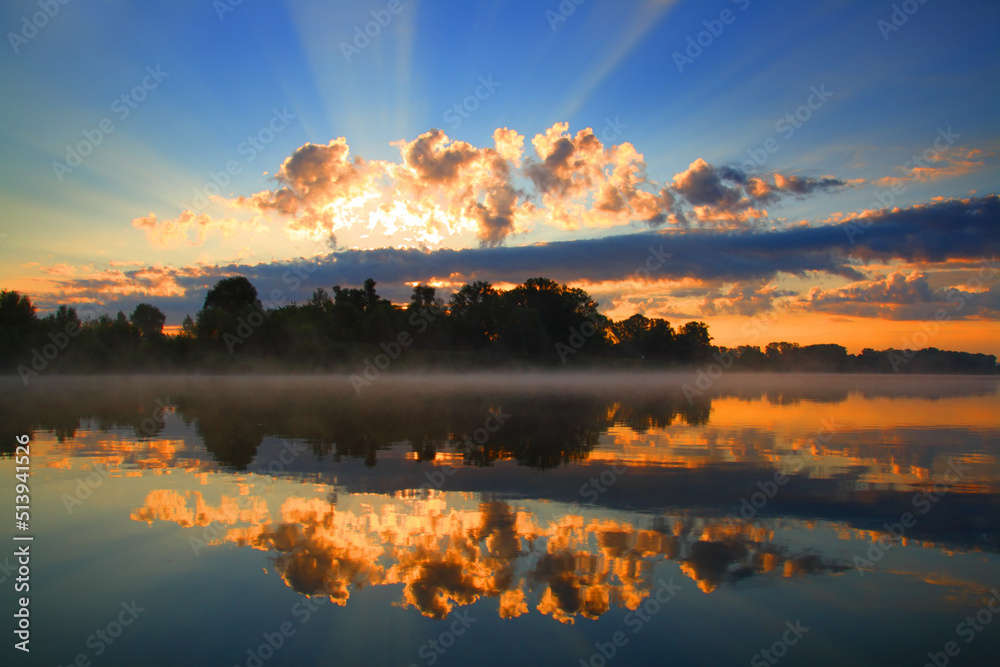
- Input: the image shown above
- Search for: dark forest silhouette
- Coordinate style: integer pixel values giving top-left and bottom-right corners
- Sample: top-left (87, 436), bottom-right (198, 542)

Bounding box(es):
top-left (1, 276), bottom-right (997, 378)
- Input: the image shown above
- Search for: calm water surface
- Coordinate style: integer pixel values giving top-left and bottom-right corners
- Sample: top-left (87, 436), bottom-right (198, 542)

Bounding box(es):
top-left (1, 373), bottom-right (998, 666)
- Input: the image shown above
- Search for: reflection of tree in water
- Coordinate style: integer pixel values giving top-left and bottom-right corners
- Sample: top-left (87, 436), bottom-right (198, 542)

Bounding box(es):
top-left (179, 398), bottom-right (265, 470)
top-left (0, 377), bottom-right (167, 454)
top-left (447, 396), bottom-right (606, 469)
top-left (605, 396), bottom-right (711, 431)
top-left (433, 392), bottom-right (713, 469)
top-left (189, 379), bottom-right (710, 468)
top-left (0, 375), bottom-right (923, 470)
top-left (4, 375), bottom-right (995, 478)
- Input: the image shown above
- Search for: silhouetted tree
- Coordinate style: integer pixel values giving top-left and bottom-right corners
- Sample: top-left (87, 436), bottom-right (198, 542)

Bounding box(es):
top-left (2, 274), bottom-right (996, 374)
top-left (130, 303), bottom-right (166, 339)
top-left (500, 277), bottom-right (607, 356)
top-left (0, 290), bottom-right (37, 363)
top-left (733, 345), bottom-right (767, 369)
top-left (409, 284), bottom-right (438, 309)
top-left (203, 276), bottom-right (261, 313)
top-left (613, 314), bottom-right (675, 359)
top-left (449, 281), bottom-right (501, 350)
top-left (676, 321), bottom-right (712, 362)
top-left (179, 315), bottom-right (197, 339)
top-left (332, 278), bottom-right (387, 314)
top-left (308, 288), bottom-right (333, 311)
top-left (196, 277), bottom-right (263, 344)
top-left (1, 290), bottom-right (37, 328)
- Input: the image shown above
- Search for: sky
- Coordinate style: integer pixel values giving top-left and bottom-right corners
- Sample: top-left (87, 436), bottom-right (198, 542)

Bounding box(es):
top-left (1, 0), bottom-right (998, 354)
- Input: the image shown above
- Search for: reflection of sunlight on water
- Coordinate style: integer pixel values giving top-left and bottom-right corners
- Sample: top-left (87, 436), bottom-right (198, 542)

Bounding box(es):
top-left (588, 392), bottom-right (1000, 491)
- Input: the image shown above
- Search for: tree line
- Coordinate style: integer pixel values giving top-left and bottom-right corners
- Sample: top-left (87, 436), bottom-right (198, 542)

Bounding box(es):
top-left (1, 276), bottom-right (996, 378)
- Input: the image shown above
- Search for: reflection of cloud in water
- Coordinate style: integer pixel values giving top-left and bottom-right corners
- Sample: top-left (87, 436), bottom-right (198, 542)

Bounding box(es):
top-left (130, 491), bottom-right (854, 621)
top-left (130, 489), bottom-right (270, 527)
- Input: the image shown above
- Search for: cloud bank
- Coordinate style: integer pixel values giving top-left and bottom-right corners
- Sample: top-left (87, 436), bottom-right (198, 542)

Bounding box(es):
top-left (52, 195), bottom-right (1000, 324)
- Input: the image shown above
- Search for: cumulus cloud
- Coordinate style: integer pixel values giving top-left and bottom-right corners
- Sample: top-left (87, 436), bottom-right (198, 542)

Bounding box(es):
top-left (230, 129), bottom-right (534, 248)
top-left (131, 123), bottom-right (859, 250)
top-left (524, 122), bottom-right (605, 199)
top-left (671, 158), bottom-right (747, 210)
top-left (235, 137), bottom-right (384, 241)
top-left (667, 160), bottom-right (849, 226)
top-left (520, 122), bottom-right (674, 230)
top-left (392, 128), bottom-right (532, 246)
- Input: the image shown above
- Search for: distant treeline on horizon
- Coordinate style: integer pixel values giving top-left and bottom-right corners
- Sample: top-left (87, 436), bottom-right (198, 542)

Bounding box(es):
top-left (2, 276), bottom-right (997, 380)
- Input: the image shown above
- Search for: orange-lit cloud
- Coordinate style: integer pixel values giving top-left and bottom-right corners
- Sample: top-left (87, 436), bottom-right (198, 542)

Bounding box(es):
top-left (129, 490), bottom-right (856, 619)
top-left (873, 144), bottom-right (994, 188)
top-left (803, 269), bottom-right (1000, 320)
top-left (132, 210), bottom-right (254, 248)
top-left (127, 123), bottom-right (854, 252)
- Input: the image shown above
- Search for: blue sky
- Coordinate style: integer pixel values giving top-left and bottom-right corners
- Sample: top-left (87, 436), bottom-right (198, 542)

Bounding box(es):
top-left (1, 0), bottom-right (998, 352)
